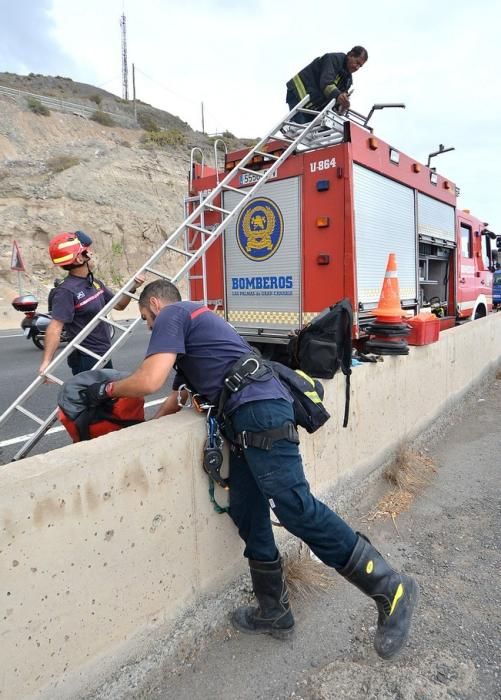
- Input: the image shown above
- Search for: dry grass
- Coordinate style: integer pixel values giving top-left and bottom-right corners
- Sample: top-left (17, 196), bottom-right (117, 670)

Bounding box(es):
top-left (283, 544), bottom-right (336, 601)
top-left (47, 155), bottom-right (80, 173)
top-left (363, 446), bottom-right (437, 524)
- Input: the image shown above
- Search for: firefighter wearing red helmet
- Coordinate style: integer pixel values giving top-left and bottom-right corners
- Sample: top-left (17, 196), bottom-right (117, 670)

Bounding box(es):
top-left (39, 231), bottom-right (145, 376)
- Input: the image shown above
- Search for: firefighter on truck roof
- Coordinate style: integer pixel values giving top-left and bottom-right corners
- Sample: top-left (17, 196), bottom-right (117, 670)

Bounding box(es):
top-left (82, 278), bottom-right (419, 656)
top-left (286, 46), bottom-right (368, 123)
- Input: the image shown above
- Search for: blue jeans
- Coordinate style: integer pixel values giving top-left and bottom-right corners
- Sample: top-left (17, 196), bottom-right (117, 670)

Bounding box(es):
top-left (67, 350), bottom-right (113, 375)
top-left (225, 399), bottom-right (357, 567)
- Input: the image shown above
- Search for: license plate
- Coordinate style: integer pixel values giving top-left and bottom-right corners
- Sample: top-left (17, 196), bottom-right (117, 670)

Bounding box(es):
top-left (239, 168), bottom-right (277, 186)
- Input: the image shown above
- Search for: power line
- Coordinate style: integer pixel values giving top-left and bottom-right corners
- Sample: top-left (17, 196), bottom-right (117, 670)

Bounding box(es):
top-left (133, 66), bottom-right (228, 132)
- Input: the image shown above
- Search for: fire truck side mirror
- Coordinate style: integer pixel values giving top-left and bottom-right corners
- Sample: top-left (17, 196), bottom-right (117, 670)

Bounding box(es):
top-left (481, 228), bottom-right (497, 240)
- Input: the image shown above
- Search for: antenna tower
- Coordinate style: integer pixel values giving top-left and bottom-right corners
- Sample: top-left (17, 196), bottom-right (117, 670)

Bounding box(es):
top-left (120, 12), bottom-right (129, 100)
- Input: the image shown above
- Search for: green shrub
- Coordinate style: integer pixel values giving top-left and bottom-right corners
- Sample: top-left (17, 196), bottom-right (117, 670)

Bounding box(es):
top-left (89, 94), bottom-right (102, 105)
top-left (240, 138), bottom-right (260, 148)
top-left (47, 155), bottom-right (81, 173)
top-left (110, 270), bottom-right (124, 287)
top-left (111, 241), bottom-right (124, 255)
top-left (141, 128), bottom-right (186, 148)
top-left (137, 112), bottom-right (159, 132)
top-left (90, 110), bottom-right (115, 127)
top-left (27, 97), bottom-right (50, 116)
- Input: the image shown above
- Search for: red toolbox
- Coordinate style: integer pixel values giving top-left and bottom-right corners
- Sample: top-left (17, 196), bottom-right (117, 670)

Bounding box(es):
top-left (407, 312), bottom-right (440, 345)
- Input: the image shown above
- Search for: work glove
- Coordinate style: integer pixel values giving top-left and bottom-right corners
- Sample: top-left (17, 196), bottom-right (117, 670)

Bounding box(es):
top-left (83, 381), bottom-right (113, 408)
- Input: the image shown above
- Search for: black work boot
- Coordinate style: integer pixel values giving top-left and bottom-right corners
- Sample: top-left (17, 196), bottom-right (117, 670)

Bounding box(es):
top-left (231, 557), bottom-right (295, 640)
top-left (339, 533), bottom-right (419, 659)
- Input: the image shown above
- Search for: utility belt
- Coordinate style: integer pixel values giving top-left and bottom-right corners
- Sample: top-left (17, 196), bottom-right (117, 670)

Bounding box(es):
top-left (218, 352), bottom-right (299, 450)
top-left (177, 352), bottom-right (299, 493)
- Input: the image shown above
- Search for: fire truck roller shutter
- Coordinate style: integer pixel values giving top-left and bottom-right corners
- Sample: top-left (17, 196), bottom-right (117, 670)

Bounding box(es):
top-left (352, 164), bottom-right (417, 307)
top-left (417, 192), bottom-right (456, 244)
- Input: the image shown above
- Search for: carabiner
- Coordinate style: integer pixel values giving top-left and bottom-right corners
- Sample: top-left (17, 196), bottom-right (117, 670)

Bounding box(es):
top-left (177, 384), bottom-right (193, 409)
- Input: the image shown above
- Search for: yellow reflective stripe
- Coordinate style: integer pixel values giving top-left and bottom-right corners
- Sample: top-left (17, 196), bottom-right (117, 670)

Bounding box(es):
top-left (295, 369), bottom-right (315, 387)
top-left (292, 74), bottom-right (307, 100)
top-left (52, 253), bottom-right (74, 263)
top-left (295, 370), bottom-right (321, 404)
top-left (324, 83), bottom-right (337, 97)
top-left (389, 583), bottom-right (404, 615)
top-left (304, 390), bottom-right (322, 404)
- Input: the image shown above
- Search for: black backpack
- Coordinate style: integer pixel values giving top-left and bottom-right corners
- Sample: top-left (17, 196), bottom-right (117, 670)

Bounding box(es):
top-left (269, 361), bottom-right (330, 434)
top-left (288, 298), bottom-right (353, 427)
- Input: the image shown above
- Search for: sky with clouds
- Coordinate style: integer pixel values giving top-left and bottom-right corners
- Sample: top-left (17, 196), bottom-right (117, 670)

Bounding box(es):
top-left (1, 0), bottom-right (500, 230)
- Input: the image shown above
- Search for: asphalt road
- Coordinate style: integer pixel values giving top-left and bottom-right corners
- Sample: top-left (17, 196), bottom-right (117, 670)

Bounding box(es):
top-left (0, 322), bottom-right (169, 465)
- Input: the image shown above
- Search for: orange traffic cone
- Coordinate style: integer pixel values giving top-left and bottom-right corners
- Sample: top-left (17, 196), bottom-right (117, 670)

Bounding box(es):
top-left (372, 253), bottom-right (404, 322)
top-left (366, 253), bottom-right (410, 356)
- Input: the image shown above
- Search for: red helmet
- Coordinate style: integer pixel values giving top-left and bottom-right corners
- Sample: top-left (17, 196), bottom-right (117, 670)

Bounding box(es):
top-left (48, 231), bottom-right (92, 267)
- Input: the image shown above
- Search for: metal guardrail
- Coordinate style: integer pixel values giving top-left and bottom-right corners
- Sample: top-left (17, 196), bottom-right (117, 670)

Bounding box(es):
top-left (0, 84), bottom-right (136, 128)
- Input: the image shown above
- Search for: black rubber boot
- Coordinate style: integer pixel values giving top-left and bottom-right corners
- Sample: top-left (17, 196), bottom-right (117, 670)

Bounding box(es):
top-left (339, 533), bottom-right (419, 659)
top-left (231, 557), bottom-right (295, 640)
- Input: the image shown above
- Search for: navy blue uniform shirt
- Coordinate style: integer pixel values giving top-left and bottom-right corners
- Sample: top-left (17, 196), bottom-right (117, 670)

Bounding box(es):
top-left (145, 302), bottom-right (291, 414)
top-left (50, 275), bottom-right (114, 354)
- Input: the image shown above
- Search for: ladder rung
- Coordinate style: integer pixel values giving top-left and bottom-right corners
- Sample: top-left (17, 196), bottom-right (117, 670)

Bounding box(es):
top-left (253, 151), bottom-right (280, 160)
top-left (44, 374), bottom-right (64, 386)
top-left (296, 107), bottom-right (320, 115)
top-left (117, 291), bottom-right (139, 304)
top-left (222, 185), bottom-right (245, 195)
top-left (144, 266), bottom-right (172, 281)
top-left (237, 166), bottom-right (265, 177)
top-left (16, 405), bottom-right (44, 425)
top-left (73, 345), bottom-right (101, 360)
top-left (204, 203), bottom-right (231, 215)
top-left (165, 244), bottom-right (192, 257)
top-left (282, 120), bottom-right (307, 130)
top-left (103, 317), bottom-right (130, 331)
top-left (188, 275), bottom-right (203, 280)
top-left (185, 223), bottom-right (212, 235)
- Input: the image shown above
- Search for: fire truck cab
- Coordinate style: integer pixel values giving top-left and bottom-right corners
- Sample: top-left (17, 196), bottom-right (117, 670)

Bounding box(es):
top-left (455, 210), bottom-right (497, 320)
top-left (186, 118), bottom-right (497, 344)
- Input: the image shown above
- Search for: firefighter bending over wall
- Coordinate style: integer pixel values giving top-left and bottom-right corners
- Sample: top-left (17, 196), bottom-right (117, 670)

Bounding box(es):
top-left (286, 46), bottom-right (368, 123)
top-left (82, 278), bottom-right (419, 657)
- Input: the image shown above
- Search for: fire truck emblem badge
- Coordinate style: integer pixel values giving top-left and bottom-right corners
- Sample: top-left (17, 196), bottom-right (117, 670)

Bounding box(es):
top-left (237, 198), bottom-right (284, 261)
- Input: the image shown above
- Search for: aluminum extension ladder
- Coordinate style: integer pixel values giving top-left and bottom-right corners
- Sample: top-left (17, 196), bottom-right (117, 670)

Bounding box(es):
top-left (0, 94), bottom-right (348, 461)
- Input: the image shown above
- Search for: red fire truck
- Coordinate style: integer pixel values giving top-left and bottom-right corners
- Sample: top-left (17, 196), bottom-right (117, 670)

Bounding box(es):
top-left (186, 119), bottom-right (498, 345)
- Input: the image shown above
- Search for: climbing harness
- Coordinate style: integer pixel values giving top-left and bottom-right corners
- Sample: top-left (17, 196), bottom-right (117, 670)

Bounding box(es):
top-left (203, 409), bottom-right (228, 490)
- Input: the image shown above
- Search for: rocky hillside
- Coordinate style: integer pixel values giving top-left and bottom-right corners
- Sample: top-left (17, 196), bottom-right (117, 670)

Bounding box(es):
top-left (0, 73), bottom-right (252, 323)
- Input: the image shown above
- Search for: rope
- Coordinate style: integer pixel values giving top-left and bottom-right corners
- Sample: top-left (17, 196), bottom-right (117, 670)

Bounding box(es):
top-left (207, 476), bottom-right (229, 515)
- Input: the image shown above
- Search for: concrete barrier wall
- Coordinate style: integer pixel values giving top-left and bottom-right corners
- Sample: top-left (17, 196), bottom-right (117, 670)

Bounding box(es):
top-left (2, 313), bottom-right (501, 699)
